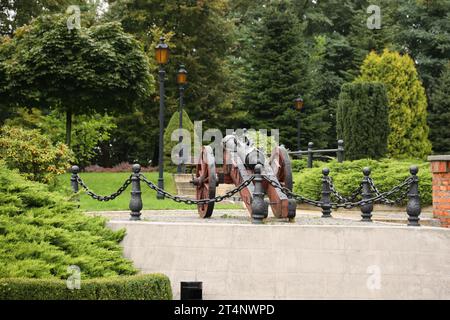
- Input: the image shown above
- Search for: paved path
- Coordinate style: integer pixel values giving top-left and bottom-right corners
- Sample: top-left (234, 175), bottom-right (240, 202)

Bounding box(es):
top-left (86, 207), bottom-right (440, 226)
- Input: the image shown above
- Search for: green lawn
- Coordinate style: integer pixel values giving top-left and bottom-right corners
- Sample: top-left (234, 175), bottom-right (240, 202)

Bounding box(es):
top-left (58, 172), bottom-right (241, 211)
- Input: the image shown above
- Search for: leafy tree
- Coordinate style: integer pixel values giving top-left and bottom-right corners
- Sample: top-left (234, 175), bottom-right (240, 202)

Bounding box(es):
top-left (6, 108), bottom-right (117, 166)
top-left (0, 125), bottom-right (74, 184)
top-left (357, 49), bottom-right (432, 159)
top-left (337, 82), bottom-right (389, 160)
top-left (0, 13), bottom-right (153, 146)
top-left (428, 64), bottom-right (450, 153)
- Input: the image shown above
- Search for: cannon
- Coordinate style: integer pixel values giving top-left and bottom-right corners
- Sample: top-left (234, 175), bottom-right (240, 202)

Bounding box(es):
top-left (191, 132), bottom-right (296, 221)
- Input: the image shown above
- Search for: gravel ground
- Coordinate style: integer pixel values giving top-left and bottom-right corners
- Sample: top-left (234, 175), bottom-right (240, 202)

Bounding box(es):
top-left (87, 209), bottom-right (402, 226)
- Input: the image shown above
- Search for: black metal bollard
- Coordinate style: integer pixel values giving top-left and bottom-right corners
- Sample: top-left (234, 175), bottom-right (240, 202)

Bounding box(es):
top-left (406, 166), bottom-right (421, 227)
top-left (70, 165), bottom-right (80, 206)
top-left (321, 168), bottom-right (332, 218)
top-left (307, 142), bottom-right (314, 168)
top-left (70, 165), bottom-right (79, 193)
top-left (129, 164), bottom-right (143, 221)
top-left (337, 140), bottom-right (345, 163)
top-left (251, 164), bottom-right (268, 224)
top-left (360, 167), bottom-right (373, 222)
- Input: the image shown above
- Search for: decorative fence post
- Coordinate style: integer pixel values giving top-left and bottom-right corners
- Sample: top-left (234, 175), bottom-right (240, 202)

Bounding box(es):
top-left (129, 164), bottom-right (143, 221)
top-left (251, 164), bottom-right (268, 224)
top-left (321, 168), bottom-right (332, 218)
top-left (360, 167), bottom-right (373, 222)
top-left (71, 165), bottom-right (79, 193)
top-left (307, 142), bottom-right (314, 168)
top-left (337, 140), bottom-right (344, 163)
top-left (71, 165), bottom-right (80, 206)
top-left (406, 166), bottom-right (421, 227)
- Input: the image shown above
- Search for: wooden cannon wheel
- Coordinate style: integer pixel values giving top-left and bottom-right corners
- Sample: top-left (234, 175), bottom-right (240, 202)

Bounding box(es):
top-left (194, 145), bottom-right (217, 218)
top-left (270, 145), bottom-right (293, 191)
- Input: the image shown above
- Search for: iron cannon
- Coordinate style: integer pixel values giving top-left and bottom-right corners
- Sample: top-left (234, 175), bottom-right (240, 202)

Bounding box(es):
top-left (191, 132), bottom-right (296, 221)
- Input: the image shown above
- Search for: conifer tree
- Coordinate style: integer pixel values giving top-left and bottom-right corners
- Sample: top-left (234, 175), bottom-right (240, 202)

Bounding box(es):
top-left (357, 49), bottom-right (432, 159)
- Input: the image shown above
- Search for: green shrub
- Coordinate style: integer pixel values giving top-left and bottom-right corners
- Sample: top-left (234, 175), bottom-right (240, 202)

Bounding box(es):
top-left (356, 49), bottom-right (432, 159)
top-left (0, 274), bottom-right (172, 300)
top-left (0, 161), bottom-right (136, 279)
top-left (337, 82), bottom-right (389, 160)
top-left (0, 125), bottom-right (74, 184)
top-left (163, 110), bottom-right (195, 172)
top-left (293, 158), bottom-right (432, 206)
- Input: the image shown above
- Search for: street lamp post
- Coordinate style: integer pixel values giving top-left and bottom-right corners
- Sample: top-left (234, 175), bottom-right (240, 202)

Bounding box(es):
top-left (155, 37), bottom-right (169, 199)
top-left (294, 96), bottom-right (304, 151)
top-left (177, 65), bottom-right (188, 173)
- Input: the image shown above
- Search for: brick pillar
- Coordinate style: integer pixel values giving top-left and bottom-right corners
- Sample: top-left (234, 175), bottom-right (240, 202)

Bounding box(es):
top-left (428, 155), bottom-right (450, 228)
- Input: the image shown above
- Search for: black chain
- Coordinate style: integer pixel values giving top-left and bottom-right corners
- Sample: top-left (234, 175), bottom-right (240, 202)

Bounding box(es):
top-left (139, 173), bottom-right (255, 205)
top-left (76, 175), bottom-right (132, 201)
top-left (327, 176), bottom-right (362, 203)
top-left (263, 175), bottom-right (413, 209)
top-left (368, 177), bottom-right (410, 205)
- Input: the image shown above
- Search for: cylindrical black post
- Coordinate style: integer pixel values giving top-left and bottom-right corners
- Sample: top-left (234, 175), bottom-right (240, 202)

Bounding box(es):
top-left (180, 282), bottom-right (202, 300)
top-left (406, 166), bottom-right (421, 227)
top-left (297, 117), bottom-right (301, 152)
top-left (157, 66), bottom-right (166, 199)
top-left (337, 139), bottom-right (344, 163)
top-left (70, 165), bottom-right (79, 193)
top-left (177, 85), bottom-right (185, 174)
top-left (360, 167), bottom-right (373, 222)
top-left (321, 168), bottom-right (332, 218)
top-left (307, 142), bottom-right (314, 168)
top-left (251, 164), bottom-right (268, 224)
top-left (129, 164), bottom-right (143, 221)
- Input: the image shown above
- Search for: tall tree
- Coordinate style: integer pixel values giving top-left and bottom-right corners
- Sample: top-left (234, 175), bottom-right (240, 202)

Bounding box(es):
top-left (0, 13), bottom-right (154, 146)
top-left (239, 0), bottom-right (329, 149)
top-left (357, 49), bottom-right (432, 159)
top-left (428, 63), bottom-right (450, 153)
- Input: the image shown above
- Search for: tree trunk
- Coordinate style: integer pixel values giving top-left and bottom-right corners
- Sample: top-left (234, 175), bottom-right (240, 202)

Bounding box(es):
top-left (66, 110), bottom-right (72, 147)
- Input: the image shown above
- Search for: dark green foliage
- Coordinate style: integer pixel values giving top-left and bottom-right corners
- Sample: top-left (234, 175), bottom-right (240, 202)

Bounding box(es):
top-left (0, 274), bottom-right (172, 300)
top-left (337, 82), bottom-right (389, 160)
top-left (0, 161), bottom-right (137, 279)
top-left (163, 110), bottom-right (195, 172)
top-left (428, 64), bottom-right (450, 154)
top-left (293, 158), bottom-right (432, 206)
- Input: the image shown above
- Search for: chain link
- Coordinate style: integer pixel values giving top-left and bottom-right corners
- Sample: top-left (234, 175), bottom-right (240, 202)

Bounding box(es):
top-left (76, 175), bottom-right (132, 201)
top-left (327, 176), bottom-right (362, 203)
top-left (263, 175), bottom-right (413, 209)
top-left (139, 173), bottom-right (255, 205)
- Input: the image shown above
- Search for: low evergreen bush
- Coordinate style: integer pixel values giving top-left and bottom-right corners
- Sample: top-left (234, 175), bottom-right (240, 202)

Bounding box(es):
top-left (0, 161), bottom-right (136, 279)
top-left (293, 158), bottom-right (432, 206)
top-left (0, 274), bottom-right (172, 300)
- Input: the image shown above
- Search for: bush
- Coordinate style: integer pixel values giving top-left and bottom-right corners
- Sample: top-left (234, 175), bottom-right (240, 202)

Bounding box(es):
top-left (356, 49), bottom-right (432, 159)
top-left (0, 125), bottom-right (73, 184)
top-left (293, 158), bottom-right (432, 206)
top-left (337, 82), bottom-right (389, 160)
top-left (0, 161), bottom-right (136, 279)
top-left (163, 110), bottom-right (195, 172)
top-left (0, 274), bottom-right (172, 300)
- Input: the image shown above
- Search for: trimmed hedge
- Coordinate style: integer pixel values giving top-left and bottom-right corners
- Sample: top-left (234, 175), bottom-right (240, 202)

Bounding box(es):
top-left (293, 158), bottom-right (432, 206)
top-left (0, 274), bottom-right (172, 300)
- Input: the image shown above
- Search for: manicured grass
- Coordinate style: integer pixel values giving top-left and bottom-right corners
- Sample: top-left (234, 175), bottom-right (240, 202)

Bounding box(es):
top-left (58, 172), bottom-right (241, 211)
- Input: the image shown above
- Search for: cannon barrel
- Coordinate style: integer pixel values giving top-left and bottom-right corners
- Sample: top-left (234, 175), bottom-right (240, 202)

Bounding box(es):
top-left (223, 134), bottom-right (265, 168)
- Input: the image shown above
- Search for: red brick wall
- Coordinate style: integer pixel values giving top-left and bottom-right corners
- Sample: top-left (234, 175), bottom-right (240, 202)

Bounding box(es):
top-left (430, 158), bottom-right (450, 228)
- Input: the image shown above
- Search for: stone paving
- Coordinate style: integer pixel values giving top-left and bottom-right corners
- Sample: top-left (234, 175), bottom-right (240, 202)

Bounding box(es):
top-left (87, 207), bottom-right (439, 226)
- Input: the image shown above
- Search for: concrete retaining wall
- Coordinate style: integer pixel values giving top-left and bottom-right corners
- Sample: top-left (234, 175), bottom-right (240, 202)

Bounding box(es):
top-left (107, 221), bottom-right (450, 299)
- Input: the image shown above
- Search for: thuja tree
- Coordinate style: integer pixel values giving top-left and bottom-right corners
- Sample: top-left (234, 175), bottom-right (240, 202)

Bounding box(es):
top-left (336, 82), bottom-right (389, 160)
top-left (0, 13), bottom-right (154, 146)
top-left (357, 49), bottom-right (432, 159)
top-left (428, 64), bottom-right (450, 154)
